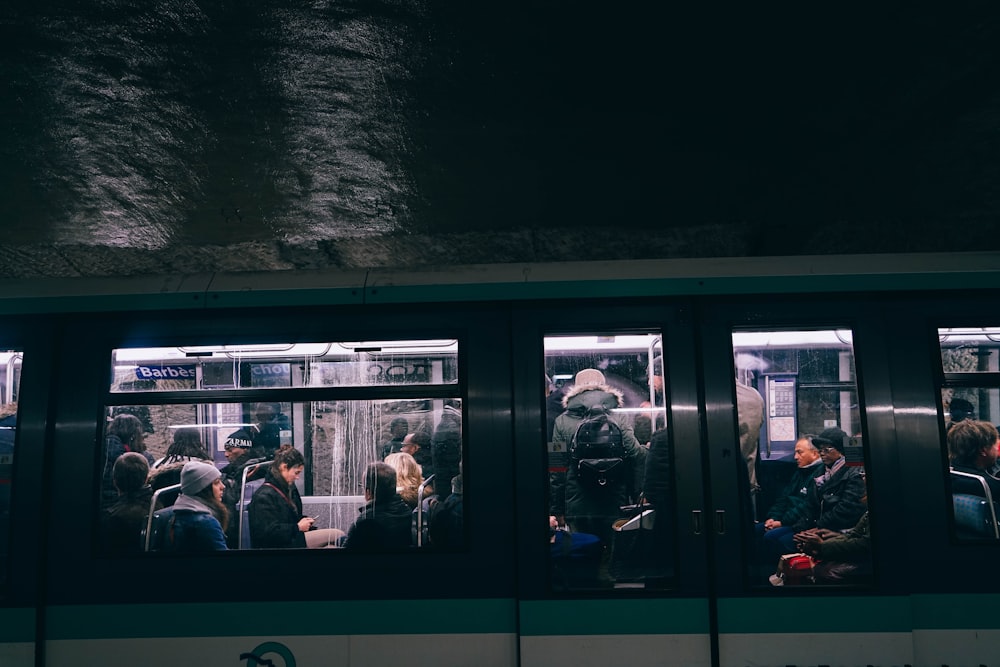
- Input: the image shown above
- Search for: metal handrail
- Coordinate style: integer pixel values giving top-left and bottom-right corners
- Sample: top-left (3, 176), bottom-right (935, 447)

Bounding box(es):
top-left (143, 483), bottom-right (182, 551)
top-left (416, 474), bottom-right (436, 547)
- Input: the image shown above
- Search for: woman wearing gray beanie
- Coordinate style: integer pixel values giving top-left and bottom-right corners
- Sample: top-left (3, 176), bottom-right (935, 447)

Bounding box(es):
top-left (167, 460), bottom-right (229, 552)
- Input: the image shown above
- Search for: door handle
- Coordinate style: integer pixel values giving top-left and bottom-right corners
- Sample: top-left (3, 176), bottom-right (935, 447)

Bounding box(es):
top-left (691, 510), bottom-right (703, 535)
top-left (715, 509), bottom-right (726, 535)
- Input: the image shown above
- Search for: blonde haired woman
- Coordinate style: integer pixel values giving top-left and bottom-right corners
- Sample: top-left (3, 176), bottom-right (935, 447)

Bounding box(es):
top-left (384, 452), bottom-right (428, 508)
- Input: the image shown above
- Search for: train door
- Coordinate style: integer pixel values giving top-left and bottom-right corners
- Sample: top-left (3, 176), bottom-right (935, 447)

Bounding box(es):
top-left (511, 303), bottom-right (713, 667)
top-left (699, 299), bottom-right (904, 666)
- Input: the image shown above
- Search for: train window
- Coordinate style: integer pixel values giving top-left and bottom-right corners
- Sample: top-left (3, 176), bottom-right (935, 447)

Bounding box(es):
top-left (98, 340), bottom-right (462, 554)
top-left (0, 349), bottom-right (22, 588)
top-left (109, 340), bottom-right (458, 392)
top-left (939, 328), bottom-right (1000, 542)
top-left (735, 329), bottom-right (872, 587)
top-left (544, 332), bottom-right (673, 592)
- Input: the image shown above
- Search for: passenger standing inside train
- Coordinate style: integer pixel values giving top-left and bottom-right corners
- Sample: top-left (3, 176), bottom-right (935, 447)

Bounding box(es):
top-left (380, 417), bottom-right (409, 459)
top-left (225, 402), bottom-right (289, 460)
top-left (148, 428), bottom-right (212, 498)
top-left (431, 401), bottom-right (462, 501)
top-left (640, 428), bottom-right (674, 584)
top-left (789, 428), bottom-right (867, 537)
top-left (550, 369), bottom-right (643, 559)
top-left (100, 452), bottom-right (153, 554)
top-left (167, 460), bottom-right (229, 552)
top-left (342, 461), bottom-right (414, 551)
top-left (248, 445), bottom-right (342, 549)
top-left (947, 397), bottom-right (976, 430)
top-left (219, 427), bottom-right (270, 548)
top-left (948, 420), bottom-right (1000, 498)
top-left (100, 414), bottom-right (154, 508)
top-left (756, 436), bottom-right (825, 563)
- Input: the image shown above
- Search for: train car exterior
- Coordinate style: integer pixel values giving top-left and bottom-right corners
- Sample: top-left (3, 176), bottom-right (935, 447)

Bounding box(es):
top-left (1, 252), bottom-right (1000, 667)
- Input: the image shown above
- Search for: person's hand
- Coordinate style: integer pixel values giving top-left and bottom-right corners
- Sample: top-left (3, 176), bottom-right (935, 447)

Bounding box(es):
top-left (298, 517), bottom-right (316, 533)
top-left (764, 518), bottom-right (781, 531)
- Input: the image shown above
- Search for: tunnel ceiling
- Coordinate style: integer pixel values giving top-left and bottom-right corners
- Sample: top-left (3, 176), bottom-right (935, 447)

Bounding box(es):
top-left (3, 3), bottom-right (1000, 279)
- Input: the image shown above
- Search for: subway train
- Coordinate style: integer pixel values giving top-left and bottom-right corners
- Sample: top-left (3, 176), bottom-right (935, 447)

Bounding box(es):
top-left (1, 252), bottom-right (1000, 667)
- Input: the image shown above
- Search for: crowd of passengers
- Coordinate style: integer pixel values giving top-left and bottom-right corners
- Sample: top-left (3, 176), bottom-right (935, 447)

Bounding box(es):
top-left (543, 365), bottom-right (876, 587)
top-left (99, 405), bottom-right (464, 554)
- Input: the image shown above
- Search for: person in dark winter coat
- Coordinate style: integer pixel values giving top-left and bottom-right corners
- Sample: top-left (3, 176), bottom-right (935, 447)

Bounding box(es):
top-left (100, 452), bottom-right (153, 554)
top-left (219, 430), bottom-right (269, 548)
top-left (248, 445), bottom-right (341, 549)
top-left (379, 417), bottom-right (409, 459)
top-left (100, 414), bottom-right (154, 508)
top-left (343, 462), bottom-right (414, 551)
top-left (789, 428), bottom-right (867, 535)
top-left (431, 402), bottom-right (462, 501)
top-left (147, 428), bottom-right (213, 504)
top-left (794, 510), bottom-right (872, 583)
top-left (756, 436), bottom-right (826, 562)
top-left (167, 460), bottom-right (228, 552)
top-left (550, 369), bottom-right (643, 547)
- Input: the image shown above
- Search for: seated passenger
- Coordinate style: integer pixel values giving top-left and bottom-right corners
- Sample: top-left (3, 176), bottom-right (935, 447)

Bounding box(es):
top-left (949, 420), bottom-right (1000, 499)
top-left (793, 509), bottom-right (871, 584)
top-left (786, 428), bottom-right (866, 538)
top-left (550, 514), bottom-right (601, 589)
top-left (248, 445), bottom-right (342, 549)
top-left (148, 428), bottom-right (212, 499)
top-left (100, 452), bottom-right (153, 554)
top-left (342, 462), bottom-right (413, 551)
top-left (167, 460), bottom-right (228, 552)
top-left (428, 469), bottom-right (464, 550)
top-left (756, 436), bottom-right (825, 563)
top-left (384, 452), bottom-right (429, 509)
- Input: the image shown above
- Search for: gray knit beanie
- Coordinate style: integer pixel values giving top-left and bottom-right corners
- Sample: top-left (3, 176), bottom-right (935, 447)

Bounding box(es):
top-left (181, 460), bottom-right (221, 496)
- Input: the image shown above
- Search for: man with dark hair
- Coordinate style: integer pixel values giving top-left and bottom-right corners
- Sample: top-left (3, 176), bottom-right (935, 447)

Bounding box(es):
top-left (343, 462), bottom-right (413, 551)
top-left (380, 417), bottom-right (409, 459)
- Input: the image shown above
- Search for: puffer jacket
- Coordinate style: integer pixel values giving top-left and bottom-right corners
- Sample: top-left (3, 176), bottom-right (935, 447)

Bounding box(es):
top-left (550, 384), bottom-right (642, 519)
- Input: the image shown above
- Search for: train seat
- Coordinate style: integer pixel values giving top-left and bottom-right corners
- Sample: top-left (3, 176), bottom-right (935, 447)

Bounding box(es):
top-left (950, 469), bottom-right (1000, 540)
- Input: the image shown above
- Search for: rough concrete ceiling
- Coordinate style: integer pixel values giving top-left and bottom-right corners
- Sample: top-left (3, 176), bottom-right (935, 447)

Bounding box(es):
top-left (3, 2), bottom-right (1000, 279)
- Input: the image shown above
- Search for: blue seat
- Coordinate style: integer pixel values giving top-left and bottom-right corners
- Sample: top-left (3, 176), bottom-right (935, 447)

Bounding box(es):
top-left (144, 507), bottom-right (177, 552)
top-left (950, 469), bottom-right (999, 539)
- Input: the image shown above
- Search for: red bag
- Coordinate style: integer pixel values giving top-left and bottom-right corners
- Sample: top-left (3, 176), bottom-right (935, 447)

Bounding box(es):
top-left (776, 553), bottom-right (815, 585)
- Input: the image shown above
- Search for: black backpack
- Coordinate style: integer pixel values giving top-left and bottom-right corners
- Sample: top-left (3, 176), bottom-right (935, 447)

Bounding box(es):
top-left (570, 407), bottom-right (626, 489)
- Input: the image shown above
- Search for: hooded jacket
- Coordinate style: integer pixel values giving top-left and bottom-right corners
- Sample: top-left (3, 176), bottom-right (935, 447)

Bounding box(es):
top-left (550, 383), bottom-right (642, 518)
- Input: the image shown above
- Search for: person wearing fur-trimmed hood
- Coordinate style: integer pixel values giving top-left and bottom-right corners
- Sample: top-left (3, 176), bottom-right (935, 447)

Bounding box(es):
top-left (550, 369), bottom-right (643, 547)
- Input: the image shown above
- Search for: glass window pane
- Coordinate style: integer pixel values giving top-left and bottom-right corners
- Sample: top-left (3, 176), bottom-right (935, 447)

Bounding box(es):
top-left (939, 328), bottom-right (1000, 374)
top-left (0, 349), bottom-right (22, 589)
top-left (98, 397), bottom-right (462, 554)
top-left (544, 332), bottom-right (673, 592)
top-left (734, 329), bottom-right (872, 587)
top-left (110, 340), bottom-right (459, 392)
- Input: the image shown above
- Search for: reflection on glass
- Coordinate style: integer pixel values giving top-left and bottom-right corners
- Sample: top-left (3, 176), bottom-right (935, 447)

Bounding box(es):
top-left (939, 328), bottom-right (1000, 375)
top-left (543, 332), bottom-right (673, 592)
top-left (734, 329), bottom-right (872, 587)
top-left (0, 349), bottom-right (21, 589)
top-left (110, 339), bottom-right (459, 392)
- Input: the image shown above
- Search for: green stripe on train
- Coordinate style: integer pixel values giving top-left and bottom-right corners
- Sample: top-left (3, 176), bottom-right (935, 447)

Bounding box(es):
top-left (518, 599), bottom-right (709, 636)
top-left (718, 595), bottom-right (1000, 634)
top-left (44, 599), bottom-right (517, 640)
top-left (0, 607), bottom-right (34, 642)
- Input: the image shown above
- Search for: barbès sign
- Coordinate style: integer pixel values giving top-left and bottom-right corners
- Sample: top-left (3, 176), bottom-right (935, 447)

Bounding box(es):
top-left (134, 364), bottom-right (197, 380)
